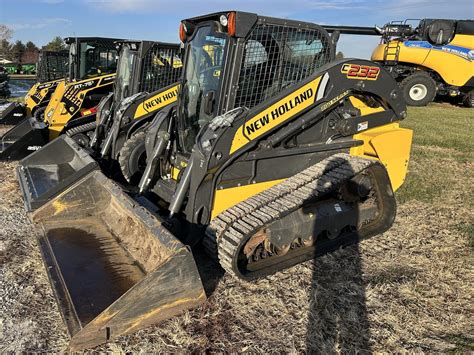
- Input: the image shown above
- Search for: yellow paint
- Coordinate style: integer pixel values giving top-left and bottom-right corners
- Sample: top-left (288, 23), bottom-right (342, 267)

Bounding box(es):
top-left (350, 123), bottom-right (413, 191)
top-left (211, 179), bottom-right (285, 219)
top-left (230, 76), bottom-right (322, 154)
top-left (348, 96), bottom-right (385, 116)
top-left (24, 78), bottom-right (65, 115)
top-left (134, 84), bottom-right (180, 119)
top-left (371, 34), bottom-right (474, 87)
top-left (45, 74), bottom-right (115, 140)
top-left (171, 166), bottom-right (180, 180)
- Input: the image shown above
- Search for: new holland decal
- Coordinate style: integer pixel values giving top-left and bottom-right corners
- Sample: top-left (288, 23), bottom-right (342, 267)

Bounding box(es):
top-left (230, 76), bottom-right (323, 154)
top-left (341, 64), bottom-right (380, 80)
top-left (134, 84), bottom-right (180, 119)
top-left (404, 41), bottom-right (474, 61)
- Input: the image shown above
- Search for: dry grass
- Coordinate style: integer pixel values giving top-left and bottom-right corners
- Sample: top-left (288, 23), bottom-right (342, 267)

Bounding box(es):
top-left (0, 105), bottom-right (473, 352)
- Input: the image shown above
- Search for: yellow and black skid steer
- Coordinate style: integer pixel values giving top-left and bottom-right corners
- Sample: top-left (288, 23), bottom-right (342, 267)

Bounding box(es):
top-left (90, 40), bottom-right (182, 184)
top-left (0, 37), bottom-right (120, 160)
top-left (17, 11), bottom-right (412, 350)
top-left (0, 49), bottom-right (68, 125)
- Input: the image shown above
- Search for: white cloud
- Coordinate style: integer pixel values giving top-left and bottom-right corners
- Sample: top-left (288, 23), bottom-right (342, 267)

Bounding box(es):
top-left (8, 18), bottom-right (71, 31)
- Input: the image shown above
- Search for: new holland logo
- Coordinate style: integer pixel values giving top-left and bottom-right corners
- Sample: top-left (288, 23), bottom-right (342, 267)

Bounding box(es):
top-left (245, 88), bottom-right (314, 136)
top-left (230, 76), bottom-right (324, 154)
top-left (134, 85), bottom-right (180, 119)
top-left (144, 90), bottom-right (177, 111)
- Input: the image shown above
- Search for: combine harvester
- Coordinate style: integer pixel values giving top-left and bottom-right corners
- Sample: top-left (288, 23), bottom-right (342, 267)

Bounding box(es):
top-left (325, 19), bottom-right (474, 106)
top-left (0, 49), bottom-right (68, 125)
top-left (18, 11), bottom-right (413, 350)
top-left (0, 37), bottom-right (120, 160)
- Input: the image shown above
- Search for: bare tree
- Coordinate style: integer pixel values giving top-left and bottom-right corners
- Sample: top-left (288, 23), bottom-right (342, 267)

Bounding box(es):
top-left (0, 24), bottom-right (13, 42)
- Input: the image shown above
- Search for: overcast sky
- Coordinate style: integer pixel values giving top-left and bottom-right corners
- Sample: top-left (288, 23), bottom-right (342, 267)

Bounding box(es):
top-left (1, 0), bottom-right (473, 59)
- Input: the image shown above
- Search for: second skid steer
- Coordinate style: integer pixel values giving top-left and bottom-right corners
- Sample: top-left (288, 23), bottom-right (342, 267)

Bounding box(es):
top-left (91, 40), bottom-right (182, 184)
top-left (0, 37), bottom-right (120, 160)
top-left (0, 49), bottom-right (68, 125)
top-left (18, 11), bottom-right (412, 350)
top-left (15, 40), bottom-right (182, 211)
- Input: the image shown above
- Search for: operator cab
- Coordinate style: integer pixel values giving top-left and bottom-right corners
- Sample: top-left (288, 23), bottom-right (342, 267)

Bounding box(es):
top-left (177, 11), bottom-right (334, 155)
top-left (65, 37), bottom-right (120, 81)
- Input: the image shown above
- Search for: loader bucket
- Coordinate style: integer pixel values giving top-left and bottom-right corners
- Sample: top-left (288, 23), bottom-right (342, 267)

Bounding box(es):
top-left (17, 135), bottom-right (99, 211)
top-left (0, 101), bottom-right (27, 125)
top-left (0, 118), bottom-right (49, 160)
top-left (28, 170), bottom-right (206, 350)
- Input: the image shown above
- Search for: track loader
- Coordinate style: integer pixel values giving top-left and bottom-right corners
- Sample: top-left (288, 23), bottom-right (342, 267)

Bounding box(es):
top-left (17, 11), bottom-right (413, 350)
top-left (91, 40), bottom-right (182, 184)
top-left (0, 49), bottom-right (68, 125)
top-left (0, 37), bottom-right (120, 160)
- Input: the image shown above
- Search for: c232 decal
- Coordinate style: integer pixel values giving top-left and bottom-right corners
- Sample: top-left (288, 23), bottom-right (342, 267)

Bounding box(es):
top-left (341, 64), bottom-right (380, 80)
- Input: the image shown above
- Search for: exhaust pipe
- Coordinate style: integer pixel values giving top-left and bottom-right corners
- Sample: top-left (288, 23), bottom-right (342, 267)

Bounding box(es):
top-left (26, 169), bottom-right (206, 350)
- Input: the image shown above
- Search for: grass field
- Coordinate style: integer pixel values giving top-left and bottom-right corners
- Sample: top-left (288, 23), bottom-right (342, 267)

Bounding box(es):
top-left (0, 105), bottom-right (472, 352)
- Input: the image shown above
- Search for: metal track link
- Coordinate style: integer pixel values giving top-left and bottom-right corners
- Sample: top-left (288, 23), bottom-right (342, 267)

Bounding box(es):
top-left (203, 153), bottom-right (377, 280)
top-left (65, 122), bottom-right (97, 137)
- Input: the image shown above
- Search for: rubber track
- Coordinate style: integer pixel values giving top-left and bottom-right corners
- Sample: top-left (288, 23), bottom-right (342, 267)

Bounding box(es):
top-left (203, 153), bottom-right (377, 279)
top-left (65, 122), bottom-right (96, 137)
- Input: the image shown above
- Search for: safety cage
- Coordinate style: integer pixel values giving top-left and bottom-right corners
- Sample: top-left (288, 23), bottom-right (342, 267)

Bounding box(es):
top-left (36, 50), bottom-right (69, 83)
top-left (234, 21), bottom-right (334, 110)
top-left (138, 42), bottom-right (182, 93)
top-left (65, 37), bottom-right (121, 81)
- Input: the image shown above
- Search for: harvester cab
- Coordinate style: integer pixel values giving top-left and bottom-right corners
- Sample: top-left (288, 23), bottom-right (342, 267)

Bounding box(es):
top-left (0, 37), bottom-right (120, 160)
top-left (0, 49), bottom-right (68, 125)
top-left (18, 11), bottom-right (412, 350)
top-left (91, 40), bottom-right (182, 184)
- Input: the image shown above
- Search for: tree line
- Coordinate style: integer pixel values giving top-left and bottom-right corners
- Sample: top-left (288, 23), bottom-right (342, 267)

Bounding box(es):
top-left (0, 24), bottom-right (67, 64)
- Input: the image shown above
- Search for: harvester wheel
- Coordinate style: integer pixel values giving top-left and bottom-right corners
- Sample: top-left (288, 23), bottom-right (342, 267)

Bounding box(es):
top-left (119, 131), bottom-right (147, 184)
top-left (463, 90), bottom-right (474, 108)
top-left (34, 106), bottom-right (46, 121)
top-left (401, 72), bottom-right (436, 106)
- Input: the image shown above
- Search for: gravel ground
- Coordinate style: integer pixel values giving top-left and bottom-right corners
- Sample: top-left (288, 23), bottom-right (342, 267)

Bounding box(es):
top-left (0, 108), bottom-right (472, 352)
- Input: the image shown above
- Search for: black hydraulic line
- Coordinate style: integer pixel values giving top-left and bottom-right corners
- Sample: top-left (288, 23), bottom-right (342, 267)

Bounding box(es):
top-left (322, 25), bottom-right (381, 36)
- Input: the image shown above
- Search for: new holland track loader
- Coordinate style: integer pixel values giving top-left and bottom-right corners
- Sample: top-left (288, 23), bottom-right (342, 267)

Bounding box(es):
top-left (0, 49), bottom-right (68, 125)
top-left (325, 19), bottom-right (474, 107)
top-left (17, 11), bottom-right (412, 350)
top-left (0, 37), bottom-right (120, 160)
top-left (91, 40), bottom-right (182, 184)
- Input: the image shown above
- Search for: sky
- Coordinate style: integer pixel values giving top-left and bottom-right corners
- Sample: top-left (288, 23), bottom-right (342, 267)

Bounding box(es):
top-left (1, 0), bottom-right (473, 59)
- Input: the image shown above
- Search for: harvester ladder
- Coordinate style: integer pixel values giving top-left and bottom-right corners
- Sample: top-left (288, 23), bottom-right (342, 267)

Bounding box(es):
top-left (384, 40), bottom-right (401, 65)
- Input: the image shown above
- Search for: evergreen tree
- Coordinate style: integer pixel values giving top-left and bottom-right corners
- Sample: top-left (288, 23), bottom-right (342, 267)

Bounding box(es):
top-left (43, 36), bottom-right (66, 51)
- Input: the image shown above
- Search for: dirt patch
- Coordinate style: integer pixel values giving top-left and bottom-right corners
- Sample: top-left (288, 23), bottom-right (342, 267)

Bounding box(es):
top-left (0, 160), bottom-right (68, 352)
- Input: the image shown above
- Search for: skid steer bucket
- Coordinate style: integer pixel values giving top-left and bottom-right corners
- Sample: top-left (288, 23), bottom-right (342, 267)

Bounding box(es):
top-left (17, 136), bottom-right (99, 211)
top-left (0, 118), bottom-right (49, 160)
top-left (27, 169), bottom-right (206, 350)
top-left (0, 101), bottom-right (27, 125)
